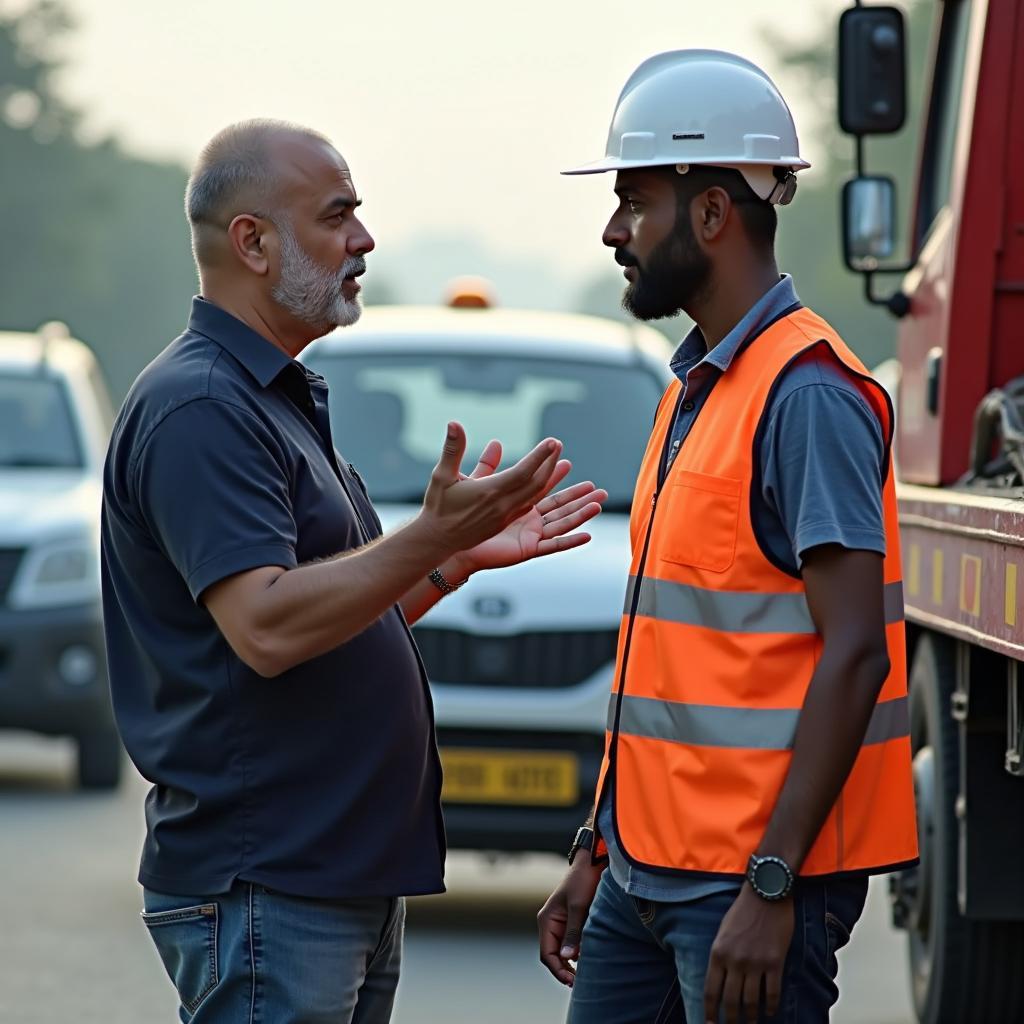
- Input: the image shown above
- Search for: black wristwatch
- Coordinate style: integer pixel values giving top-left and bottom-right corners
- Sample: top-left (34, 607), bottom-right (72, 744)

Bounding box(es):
top-left (746, 854), bottom-right (795, 901)
top-left (568, 826), bottom-right (595, 865)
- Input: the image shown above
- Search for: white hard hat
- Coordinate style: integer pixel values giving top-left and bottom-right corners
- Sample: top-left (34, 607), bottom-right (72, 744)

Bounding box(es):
top-left (563, 49), bottom-right (810, 205)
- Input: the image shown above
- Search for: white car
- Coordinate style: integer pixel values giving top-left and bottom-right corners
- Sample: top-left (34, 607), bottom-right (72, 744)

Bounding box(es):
top-left (304, 304), bottom-right (672, 853)
top-left (0, 325), bottom-right (120, 788)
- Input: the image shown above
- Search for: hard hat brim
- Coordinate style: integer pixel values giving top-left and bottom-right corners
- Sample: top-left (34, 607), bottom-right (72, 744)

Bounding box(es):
top-left (562, 155), bottom-right (811, 176)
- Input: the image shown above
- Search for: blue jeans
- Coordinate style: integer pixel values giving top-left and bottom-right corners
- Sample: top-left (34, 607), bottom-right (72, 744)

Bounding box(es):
top-left (142, 883), bottom-right (405, 1023)
top-left (567, 872), bottom-right (868, 1024)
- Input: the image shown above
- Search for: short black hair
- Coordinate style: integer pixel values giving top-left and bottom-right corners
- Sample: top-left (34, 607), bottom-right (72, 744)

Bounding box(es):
top-left (668, 164), bottom-right (777, 253)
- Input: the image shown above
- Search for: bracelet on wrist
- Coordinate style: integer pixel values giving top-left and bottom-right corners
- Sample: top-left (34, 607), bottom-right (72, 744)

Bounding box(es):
top-left (428, 566), bottom-right (465, 595)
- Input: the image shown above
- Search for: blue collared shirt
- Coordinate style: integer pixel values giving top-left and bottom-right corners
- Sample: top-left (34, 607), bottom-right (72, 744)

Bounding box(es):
top-left (598, 276), bottom-right (887, 900)
top-left (665, 275), bottom-right (802, 464)
top-left (101, 297), bottom-right (446, 900)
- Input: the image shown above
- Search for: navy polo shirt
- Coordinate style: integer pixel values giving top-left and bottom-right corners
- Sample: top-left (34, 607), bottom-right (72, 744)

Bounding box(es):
top-left (100, 297), bottom-right (446, 899)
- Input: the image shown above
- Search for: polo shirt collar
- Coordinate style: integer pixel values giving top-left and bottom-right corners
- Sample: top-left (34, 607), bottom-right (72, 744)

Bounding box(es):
top-left (669, 274), bottom-right (800, 379)
top-left (188, 296), bottom-right (295, 388)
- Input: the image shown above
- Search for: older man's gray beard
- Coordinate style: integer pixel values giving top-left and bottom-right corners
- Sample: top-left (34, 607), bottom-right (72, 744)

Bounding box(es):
top-left (271, 219), bottom-right (364, 331)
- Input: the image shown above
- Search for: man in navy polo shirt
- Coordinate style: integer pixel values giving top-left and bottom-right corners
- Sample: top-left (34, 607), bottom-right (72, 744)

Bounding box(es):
top-left (101, 119), bottom-right (606, 1023)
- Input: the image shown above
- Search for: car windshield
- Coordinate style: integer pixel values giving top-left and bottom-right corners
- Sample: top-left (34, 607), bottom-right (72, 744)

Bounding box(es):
top-left (0, 374), bottom-right (83, 469)
top-left (308, 351), bottom-right (665, 510)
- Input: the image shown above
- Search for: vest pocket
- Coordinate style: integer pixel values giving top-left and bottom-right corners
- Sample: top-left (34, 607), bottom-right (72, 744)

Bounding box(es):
top-left (659, 471), bottom-right (741, 573)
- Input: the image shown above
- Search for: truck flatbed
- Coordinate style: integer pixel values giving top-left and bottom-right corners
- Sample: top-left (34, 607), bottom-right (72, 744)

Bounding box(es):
top-left (900, 482), bottom-right (1024, 659)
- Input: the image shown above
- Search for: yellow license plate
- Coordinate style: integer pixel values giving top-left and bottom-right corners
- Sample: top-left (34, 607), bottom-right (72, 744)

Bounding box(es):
top-left (440, 749), bottom-right (579, 806)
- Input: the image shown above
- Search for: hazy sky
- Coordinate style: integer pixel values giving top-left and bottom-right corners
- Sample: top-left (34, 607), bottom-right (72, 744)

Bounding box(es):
top-left (42, 0), bottom-right (831, 305)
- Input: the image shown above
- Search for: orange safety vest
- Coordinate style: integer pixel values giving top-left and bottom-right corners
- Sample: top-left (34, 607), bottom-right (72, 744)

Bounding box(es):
top-left (596, 306), bottom-right (918, 878)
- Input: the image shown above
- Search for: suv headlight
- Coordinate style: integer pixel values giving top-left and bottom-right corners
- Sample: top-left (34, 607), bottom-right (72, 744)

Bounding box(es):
top-left (8, 535), bottom-right (100, 610)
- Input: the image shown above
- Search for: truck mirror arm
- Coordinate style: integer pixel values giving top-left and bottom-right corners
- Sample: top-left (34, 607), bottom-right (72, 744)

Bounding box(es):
top-left (862, 269), bottom-right (912, 318)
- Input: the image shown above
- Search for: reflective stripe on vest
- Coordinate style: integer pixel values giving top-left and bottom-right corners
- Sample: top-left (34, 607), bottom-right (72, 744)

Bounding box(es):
top-left (609, 693), bottom-right (910, 750)
top-left (624, 577), bottom-right (906, 633)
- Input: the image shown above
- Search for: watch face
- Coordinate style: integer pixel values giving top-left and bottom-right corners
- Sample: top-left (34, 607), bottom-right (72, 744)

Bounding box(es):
top-left (755, 860), bottom-right (790, 897)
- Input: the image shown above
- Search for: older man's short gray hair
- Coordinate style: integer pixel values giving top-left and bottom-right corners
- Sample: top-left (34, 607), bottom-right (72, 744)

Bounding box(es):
top-left (185, 118), bottom-right (329, 229)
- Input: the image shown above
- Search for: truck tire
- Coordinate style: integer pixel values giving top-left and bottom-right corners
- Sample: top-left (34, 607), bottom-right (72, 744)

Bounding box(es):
top-left (77, 730), bottom-right (122, 790)
top-left (903, 633), bottom-right (1024, 1023)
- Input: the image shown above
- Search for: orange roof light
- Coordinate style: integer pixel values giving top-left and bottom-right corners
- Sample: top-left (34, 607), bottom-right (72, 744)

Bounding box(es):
top-left (444, 276), bottom-right (497, 309)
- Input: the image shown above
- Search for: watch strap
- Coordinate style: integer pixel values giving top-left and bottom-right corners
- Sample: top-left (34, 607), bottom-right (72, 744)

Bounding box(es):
top-left (568, 826), bottom-right (595, 865)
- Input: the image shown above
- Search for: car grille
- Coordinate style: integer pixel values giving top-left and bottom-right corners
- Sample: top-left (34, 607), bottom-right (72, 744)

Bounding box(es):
top-left (412, 628), bottom-right (618, 688)
top-left (0, 548), bottom-right (24, 606)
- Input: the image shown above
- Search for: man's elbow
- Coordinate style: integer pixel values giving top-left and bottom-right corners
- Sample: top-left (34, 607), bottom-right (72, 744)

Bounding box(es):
top-left (248, 654), bottom-right (288, 680)
top-left (234, 628), bottom-right (292, 679)
top-left (851, 641), bottom-right (891, 697)
top-left (233, 625), bottom-right (357, 677)
top-left (216, 600), bottom-right (361, 677)
top-left (824, 631), bottom-right (890, 694)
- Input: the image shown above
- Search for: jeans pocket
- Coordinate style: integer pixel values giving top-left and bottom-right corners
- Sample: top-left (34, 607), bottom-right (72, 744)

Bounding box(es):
top-left (370, 897), bottom-right (406, 965)
top-left (824, 911), bottom-right (852, 960)
top-left (141, 903), bottom-right (219, 1016)
top-left (822, 875), bottom-right (868, 963)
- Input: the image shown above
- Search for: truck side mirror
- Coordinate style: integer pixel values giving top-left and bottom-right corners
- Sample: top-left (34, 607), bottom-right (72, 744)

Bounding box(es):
top-left (838, 5), bottom-right (906, 134)
top-left (843, 176), bottom-right (897, 270)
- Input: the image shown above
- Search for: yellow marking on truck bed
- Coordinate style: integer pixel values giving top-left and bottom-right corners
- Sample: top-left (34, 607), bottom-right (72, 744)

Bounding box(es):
top-left (959, 555), bottom-right (982, 617)
top-left (907, 543), bottom-right (921, 597)
top-left (1007, 564), bottom-right (1018, 627)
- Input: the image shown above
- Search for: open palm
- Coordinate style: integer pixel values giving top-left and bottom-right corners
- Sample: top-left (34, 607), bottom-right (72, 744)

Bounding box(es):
top-left (459, 440), bottom-right (607, 573)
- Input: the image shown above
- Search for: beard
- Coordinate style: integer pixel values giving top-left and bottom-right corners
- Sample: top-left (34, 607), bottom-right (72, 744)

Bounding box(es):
top-left (271, 218), bottom-right (364, 332)
top-left (618, 212), bottom-right (712, 322)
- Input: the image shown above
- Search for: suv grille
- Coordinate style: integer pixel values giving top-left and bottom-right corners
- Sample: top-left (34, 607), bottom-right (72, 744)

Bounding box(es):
top-left (0, 548), bottom-right (24, 606)
top-left (412, 628), bottom-right (617, 688)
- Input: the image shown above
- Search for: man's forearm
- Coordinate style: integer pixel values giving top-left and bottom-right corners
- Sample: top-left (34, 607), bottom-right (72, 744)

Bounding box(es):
top-left (245, 517), bottom-right (455, 675)
top-left (756, 643), bottom-right (889, 871)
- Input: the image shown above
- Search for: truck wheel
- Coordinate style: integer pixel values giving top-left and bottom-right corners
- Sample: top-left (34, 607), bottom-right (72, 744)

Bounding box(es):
top-left (77, 731), bottom-right (122, 790)
top-left (903, 634), bottom-right (1024, 1023)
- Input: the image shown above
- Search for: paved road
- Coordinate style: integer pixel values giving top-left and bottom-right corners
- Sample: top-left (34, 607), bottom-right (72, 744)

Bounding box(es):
top-left (0, 735), bottom-right (916, 1023)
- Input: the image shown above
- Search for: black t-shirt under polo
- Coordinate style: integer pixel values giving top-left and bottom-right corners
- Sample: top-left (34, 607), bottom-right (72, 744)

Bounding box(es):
top-left (100, 297), bottom-right (446, 899)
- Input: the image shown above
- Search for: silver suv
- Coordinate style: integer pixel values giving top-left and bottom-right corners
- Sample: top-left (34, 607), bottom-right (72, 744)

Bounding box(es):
top-left (0, 325), bottom-right (120, 788)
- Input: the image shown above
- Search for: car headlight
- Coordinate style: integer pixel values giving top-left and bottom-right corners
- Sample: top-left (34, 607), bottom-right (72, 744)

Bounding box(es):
top-left (8, 535), bottom-right (100, 610)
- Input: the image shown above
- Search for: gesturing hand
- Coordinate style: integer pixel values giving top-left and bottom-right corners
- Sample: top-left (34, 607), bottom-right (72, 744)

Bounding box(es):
top-left (703, 885), bottom-right (795, 1024)
top-left (419, 423), bottom-right (563, 558)
top-left (457, 439), bottom-right (607, 574)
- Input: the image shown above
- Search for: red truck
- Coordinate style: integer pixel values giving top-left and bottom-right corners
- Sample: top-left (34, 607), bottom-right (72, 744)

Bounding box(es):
top-left (838, 2), bottom-right (1024, 1020)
